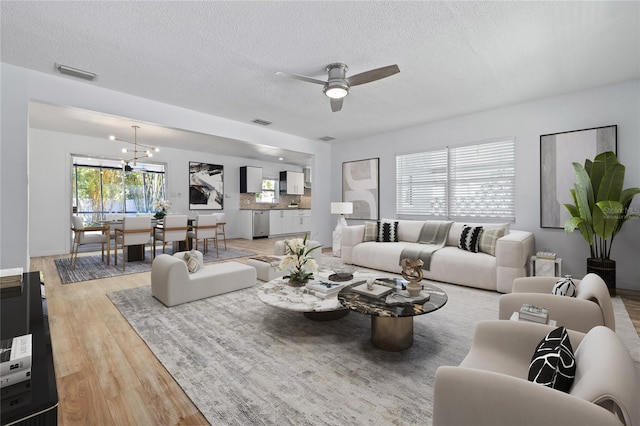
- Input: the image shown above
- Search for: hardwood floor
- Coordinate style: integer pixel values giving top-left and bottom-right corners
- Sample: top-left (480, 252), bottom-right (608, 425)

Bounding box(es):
top-left (30, 239), bottom-right (640, 425)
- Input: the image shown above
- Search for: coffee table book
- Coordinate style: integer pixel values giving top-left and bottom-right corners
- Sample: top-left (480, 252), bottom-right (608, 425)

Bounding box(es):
top-left (1, 334), bottom-right (32, 376)
top-left (351, 282), bottom-right (394, 298)
top-left (518, 304), bottom-right (549, 324)
top-left (305, 281), bottom-right (345, 295)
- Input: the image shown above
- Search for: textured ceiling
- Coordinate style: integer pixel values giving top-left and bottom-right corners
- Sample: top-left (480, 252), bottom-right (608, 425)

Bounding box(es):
top-left (2, 1), bottom-right (639, 152)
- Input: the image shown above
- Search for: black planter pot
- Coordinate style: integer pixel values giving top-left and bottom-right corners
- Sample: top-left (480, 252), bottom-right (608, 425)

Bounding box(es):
top-left (587, 258), bottom-right (616, 296)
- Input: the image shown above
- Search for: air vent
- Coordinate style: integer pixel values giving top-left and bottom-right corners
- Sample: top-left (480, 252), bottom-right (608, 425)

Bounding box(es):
top-left (55, 63), bottom-right (97, 81)
top-left (251, 118), bottom-right (272, 126)
top-left (318, 136), bottom-right (336, 142)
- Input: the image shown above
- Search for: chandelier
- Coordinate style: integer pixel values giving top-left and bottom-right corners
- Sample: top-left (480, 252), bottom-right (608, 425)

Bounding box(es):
top-left (109, 125), bottom-right (159, 170)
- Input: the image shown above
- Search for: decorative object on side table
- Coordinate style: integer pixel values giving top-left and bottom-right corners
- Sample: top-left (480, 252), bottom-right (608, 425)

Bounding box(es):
top-left (279, 234), bottom-right (321, 287)
top-left (400, 258), bottom-right (424, 297)
top-left (562, 151), bottom-right (640, 296)
top-left (152, 199), bottom-right (171, 219)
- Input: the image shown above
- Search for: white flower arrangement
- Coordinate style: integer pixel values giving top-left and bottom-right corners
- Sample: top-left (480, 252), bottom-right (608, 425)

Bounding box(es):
top-left (152, 199), bottom-right (171, 213)
top-left (279, 234), bottom-right (321, 285)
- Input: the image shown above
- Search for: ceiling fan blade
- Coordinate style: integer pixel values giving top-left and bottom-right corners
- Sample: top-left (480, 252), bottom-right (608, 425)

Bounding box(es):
top-left (330, 97), bottom-right (343, 112)
top-left (347, 64), bottom-right (400, 86)
top-left (275, 71), bottom-right (326, 85)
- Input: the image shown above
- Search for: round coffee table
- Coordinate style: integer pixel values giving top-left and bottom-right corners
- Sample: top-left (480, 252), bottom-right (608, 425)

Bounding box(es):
top-left (257, 272), bottom-right (378, 321)
top-left (337, 278), bottom-right (448, 351)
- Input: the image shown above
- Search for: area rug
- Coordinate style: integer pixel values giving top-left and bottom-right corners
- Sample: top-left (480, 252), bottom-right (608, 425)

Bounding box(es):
top-left (107, 275), bottom-right (640, 425)
top-left (55, 248), bottom-right (255, 284)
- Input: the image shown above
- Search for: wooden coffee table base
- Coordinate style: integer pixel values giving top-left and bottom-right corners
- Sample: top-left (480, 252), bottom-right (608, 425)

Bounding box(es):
top-left (371, 316), bottom-right (414, 351)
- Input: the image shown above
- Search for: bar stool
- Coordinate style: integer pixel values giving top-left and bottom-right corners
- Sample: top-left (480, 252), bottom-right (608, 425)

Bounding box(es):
top-left (213, 213), bottom-right (227, 250)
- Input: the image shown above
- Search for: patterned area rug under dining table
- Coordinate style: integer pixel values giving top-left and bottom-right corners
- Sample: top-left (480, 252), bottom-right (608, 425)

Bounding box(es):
top-left (107, 273), bottom-right (640, 426)
top-left (55, 247), bottom-right (255, 284)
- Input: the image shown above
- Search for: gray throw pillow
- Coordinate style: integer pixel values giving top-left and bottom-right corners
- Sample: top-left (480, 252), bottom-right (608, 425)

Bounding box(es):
top-left (363, 221), bottom-right (378, 242)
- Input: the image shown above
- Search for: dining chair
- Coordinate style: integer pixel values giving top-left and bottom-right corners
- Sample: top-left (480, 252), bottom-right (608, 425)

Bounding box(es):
top-left (187, 214), bottom-right (219, 256)
top-left (212, 213), bottom-right (227, 250)
top-left (114, 216), bottom-right (152, 271)
top-left (152, 214), bottom-right (189, 257)
top-left (70, 216), bottom-right (109, 268)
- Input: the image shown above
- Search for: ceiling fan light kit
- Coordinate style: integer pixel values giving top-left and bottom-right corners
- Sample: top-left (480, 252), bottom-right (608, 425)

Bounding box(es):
top-left (277, 62), bottom-right (399, 112)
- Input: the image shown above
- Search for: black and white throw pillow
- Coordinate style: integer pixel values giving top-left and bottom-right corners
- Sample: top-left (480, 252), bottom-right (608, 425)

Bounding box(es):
top-left (376, 220), bottom-right (399, 242)
top-left (458, 225), bottom-right (483, 253)
top-left (528, 326), bottom-right (576, 393)
top-left (552, 275), bottom-right (577, 297)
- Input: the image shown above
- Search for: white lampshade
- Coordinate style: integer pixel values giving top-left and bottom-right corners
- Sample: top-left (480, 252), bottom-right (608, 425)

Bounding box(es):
top-left (331, 202), bottom-right (353, 215)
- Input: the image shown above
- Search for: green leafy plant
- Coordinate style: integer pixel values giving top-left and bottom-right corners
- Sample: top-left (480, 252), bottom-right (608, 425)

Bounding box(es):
top-left (563, 151), bottom-right (640, 259)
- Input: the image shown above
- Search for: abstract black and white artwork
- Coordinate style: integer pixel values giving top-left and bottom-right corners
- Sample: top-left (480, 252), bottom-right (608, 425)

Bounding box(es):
top-left (189, 162), bottom-right (224, 210)
top-left (540, 125), bottom-right (616, 228)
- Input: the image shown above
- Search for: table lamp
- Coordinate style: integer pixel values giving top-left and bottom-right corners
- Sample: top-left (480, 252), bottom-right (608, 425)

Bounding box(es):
top-left (331, 202), bottom-right (353, 256)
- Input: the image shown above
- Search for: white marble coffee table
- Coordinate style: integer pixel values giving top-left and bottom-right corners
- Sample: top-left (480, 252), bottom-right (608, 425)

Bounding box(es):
top-left (257, 271), bottom-right (376, 321)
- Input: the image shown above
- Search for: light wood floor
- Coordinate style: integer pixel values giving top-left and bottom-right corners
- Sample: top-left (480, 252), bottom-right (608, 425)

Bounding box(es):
top-left (30, 238), bottom-right (640, 425)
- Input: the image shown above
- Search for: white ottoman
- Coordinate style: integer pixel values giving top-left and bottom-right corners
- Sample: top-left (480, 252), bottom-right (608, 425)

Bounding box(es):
top-left (247, 256), bottom-right (284, 282)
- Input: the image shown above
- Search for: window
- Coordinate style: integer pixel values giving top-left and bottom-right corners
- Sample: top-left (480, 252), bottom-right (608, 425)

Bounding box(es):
top-left (72, 156), bottom-right (166, 222)
top-left (256, 178), bottom-right (279, 204)
top-left (396, 138), bottom-right (515, 220)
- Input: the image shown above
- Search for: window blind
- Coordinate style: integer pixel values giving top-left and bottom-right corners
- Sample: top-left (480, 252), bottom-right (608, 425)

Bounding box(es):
top-left (448, 140), bottom-right (515, 220)
top-left (396, 138), bottom-right (515, 220)
top-left (396, 149), bottom-right (448, 215)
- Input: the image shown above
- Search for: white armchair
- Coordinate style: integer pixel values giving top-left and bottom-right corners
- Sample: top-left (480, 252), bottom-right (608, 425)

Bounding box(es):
top-left (433, 320), bottom-right (639, 426)
top-left (498, 273), bottom-right (614, 333)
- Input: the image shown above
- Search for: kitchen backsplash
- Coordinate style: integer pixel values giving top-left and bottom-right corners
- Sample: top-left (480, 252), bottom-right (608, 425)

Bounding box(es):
top-left (240, 188), bottom-right (311, 210)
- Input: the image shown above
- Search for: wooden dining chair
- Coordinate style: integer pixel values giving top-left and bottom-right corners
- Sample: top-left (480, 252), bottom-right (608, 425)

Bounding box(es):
top-left (70, 216), bottom-right (109, 268)
top-left (152, 214), bottom-right (189, 257)
top-left (212, 213), bottom-right (227, 250)
top-left (114, 216), bottom-right (152, 271)
top-left (187, 214), bottom-right (218, 256)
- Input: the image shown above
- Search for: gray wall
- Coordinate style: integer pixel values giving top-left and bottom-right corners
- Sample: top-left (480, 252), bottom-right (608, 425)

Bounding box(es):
top-left (332, 79), bottom-right (640, 290)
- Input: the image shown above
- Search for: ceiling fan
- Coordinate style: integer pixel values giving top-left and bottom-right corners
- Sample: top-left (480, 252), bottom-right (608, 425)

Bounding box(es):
top-left (276, 63), bottom-right (400, 112)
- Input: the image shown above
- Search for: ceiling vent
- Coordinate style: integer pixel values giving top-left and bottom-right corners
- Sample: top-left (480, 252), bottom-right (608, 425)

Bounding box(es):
top-left (318, 136), bottom-right (336, 142)
top-left (55, 63), bottom-right (97, 81)
top-left (251, 118), bottom-right (272, 126)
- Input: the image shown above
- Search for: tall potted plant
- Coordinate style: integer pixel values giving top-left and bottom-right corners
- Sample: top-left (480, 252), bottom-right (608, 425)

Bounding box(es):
top-left (563, 151), bottom-right (640, 295)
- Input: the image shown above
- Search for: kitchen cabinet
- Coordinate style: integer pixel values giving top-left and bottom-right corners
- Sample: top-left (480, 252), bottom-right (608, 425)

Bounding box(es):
top-left (240, 166), bottom-right (263, 193)
top-left (269, 209), bottom-right (311, 236)
top-left (291, 210), bottom-right (311, 233)
top-left (279, 171), bottom-right (305, 195)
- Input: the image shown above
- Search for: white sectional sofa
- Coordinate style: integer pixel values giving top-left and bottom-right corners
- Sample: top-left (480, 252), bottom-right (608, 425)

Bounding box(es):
top-left (341, 220), bottom-right (535, 293)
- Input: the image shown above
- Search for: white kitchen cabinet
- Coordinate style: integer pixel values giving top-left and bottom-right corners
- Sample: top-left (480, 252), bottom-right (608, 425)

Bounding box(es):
top-left (291, 210), bottom-right (311, 234)
top-left (240, 166), bottom-right (262, 193)
top-left (279, 171), bottom-right (305, 195)
top-left (269, 209), bottom-right (292, 235)
top-left (269, 209), bottom-right (311, 236)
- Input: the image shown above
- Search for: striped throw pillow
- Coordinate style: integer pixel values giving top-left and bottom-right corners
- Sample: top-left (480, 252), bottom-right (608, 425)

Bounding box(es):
top-left (376, 220), bottom-right (399, 242)
top-left (459, 225), bottom-right (483, 253)
top-left (479, 227), bottom-right (505, 256)
top-left (363, 221), bottom-right (378, 242)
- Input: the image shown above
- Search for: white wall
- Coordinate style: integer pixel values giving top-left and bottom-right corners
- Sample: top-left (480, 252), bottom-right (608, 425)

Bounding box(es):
top-left (29, 129), bottom-right (312, 256)
top-left (332, 79), bottom-right (640, 290)
top-left (1, 63), bottom-right (333, 269)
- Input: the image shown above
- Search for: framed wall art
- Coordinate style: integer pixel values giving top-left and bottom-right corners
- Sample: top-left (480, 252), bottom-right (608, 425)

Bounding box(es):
top-left (189, 162), bottom-right (224, 210)
top-left (540, 125), bottom-right (616, 228)
top-left (342, 158), bottom-right (379, 220)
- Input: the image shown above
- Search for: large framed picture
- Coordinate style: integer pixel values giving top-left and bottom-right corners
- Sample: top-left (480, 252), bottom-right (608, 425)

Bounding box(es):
top-left (540, 125), bottom-right (617, 228)
top-left (342, 158), bottom-right (379, 220)
top-left (189, 162), bottom-right (224, 210)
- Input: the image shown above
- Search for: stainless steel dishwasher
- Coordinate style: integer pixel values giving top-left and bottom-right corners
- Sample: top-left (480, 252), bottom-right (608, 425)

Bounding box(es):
top-left (252, 210), bottom-right (270, 238)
